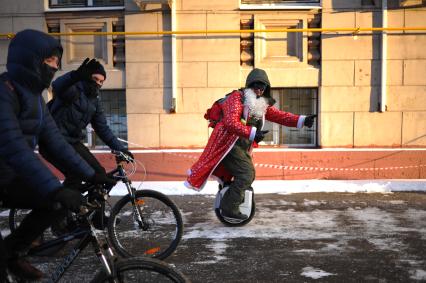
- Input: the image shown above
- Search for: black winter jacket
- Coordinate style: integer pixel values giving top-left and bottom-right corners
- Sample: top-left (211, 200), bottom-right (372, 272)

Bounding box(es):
top-left (0, 29), bottom-right (95, 196)
top-left (48, 72), bottom-right (124, 151)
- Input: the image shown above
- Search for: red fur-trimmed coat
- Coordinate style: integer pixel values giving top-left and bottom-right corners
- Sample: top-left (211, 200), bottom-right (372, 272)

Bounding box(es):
top-left (184, 90), bottom-right (303, 191)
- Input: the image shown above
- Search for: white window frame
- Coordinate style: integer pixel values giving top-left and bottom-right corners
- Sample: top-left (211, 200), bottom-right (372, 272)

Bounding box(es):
top-left (240, 0), bottom-right (322, 10)
top-left (45, 0), bottom-right (124, 12)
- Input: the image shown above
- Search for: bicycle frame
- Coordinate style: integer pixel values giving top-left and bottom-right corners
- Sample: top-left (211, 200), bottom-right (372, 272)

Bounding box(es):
top-left (27, 210), bottom-right (117, 283)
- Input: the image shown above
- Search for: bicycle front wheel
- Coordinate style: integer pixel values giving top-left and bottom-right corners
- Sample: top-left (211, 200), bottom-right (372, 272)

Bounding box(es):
top-left (108, 190), bottom-right (183, 260)
top-left (90, 257), bottom-right (189, 283)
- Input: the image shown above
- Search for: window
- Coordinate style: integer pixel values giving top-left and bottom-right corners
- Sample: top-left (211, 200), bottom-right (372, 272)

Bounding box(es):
top-left (262, 88), bottom-right (317, 147)
top-left (254, 15), bottom-right (308, 69)
top-left (241, 0), bottom-right (319, 3)
top-left (240, 0), bottom-right (321, 7)
top-left (56, 17), bottom-right (125, 73)
top-left (49, 0), bottom-right (124, 8)
top-left (86, 89), bottom-right (127, 149)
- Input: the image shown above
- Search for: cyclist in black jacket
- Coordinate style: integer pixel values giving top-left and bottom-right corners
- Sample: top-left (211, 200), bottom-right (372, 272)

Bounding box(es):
top-left (0, 29), bottom-right (114, 281)
top-left (40, 58), bottom-right (133, 192)
top-left (39, 58), bottom-right (132, 227)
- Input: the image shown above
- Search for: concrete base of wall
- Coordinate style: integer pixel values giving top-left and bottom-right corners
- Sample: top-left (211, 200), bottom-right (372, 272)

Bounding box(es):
top-left (44, 148), bottom-right (426, 181)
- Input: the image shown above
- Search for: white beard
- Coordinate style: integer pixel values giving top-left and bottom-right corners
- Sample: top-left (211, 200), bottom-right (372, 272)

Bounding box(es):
top-left (243, 88), bottom-right (268, 119)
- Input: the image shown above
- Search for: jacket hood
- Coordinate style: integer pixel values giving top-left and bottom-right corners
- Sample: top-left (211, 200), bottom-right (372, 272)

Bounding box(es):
top-left (245, 68), bottom-right (271, 88)
top-left (245, 68), bottom-right (273, 101)
top-left (7, 29), bottom-right (63, 92)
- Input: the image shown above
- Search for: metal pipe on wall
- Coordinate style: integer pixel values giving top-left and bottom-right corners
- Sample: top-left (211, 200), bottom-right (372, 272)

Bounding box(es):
top-left (170, 0), bottom-right (177, 113)
top-left (380, 0), bottom-right (388, 112)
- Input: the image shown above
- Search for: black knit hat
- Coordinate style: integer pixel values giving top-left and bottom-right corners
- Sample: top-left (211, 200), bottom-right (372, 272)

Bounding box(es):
top-left (93, 61), bottom-right (106, 79)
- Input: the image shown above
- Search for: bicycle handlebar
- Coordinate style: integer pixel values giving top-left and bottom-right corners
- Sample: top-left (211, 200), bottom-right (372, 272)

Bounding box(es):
top-left (111, 150), bottom-right (134, 163)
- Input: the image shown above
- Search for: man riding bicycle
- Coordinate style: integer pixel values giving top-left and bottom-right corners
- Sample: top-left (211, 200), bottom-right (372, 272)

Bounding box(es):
top-left (0, 29), bottom-right (115, 281)
top-left (39, 58), bottom-right (133, 228)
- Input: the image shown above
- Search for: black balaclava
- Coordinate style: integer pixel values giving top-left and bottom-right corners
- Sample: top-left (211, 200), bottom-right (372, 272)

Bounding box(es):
top-left (83, 62), bottom-right (106, 98)
top-left (7, 29), bottom-right (63, 93)
top-left (83, 80), bottom-right (101, 98)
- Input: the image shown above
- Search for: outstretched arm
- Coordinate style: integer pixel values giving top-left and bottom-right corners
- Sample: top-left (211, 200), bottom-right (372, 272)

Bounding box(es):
top-left (265, 106), bottom-right (305, 128)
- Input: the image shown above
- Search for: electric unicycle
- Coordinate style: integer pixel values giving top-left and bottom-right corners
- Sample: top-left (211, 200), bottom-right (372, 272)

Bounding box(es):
top-left (214, 185), bottom-right (255, 226)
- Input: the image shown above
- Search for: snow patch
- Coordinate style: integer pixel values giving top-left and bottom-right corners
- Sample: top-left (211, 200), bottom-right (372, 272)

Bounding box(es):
top-left (410, 269), bottom-right (426, 280)
top-left (303, 199), bottom-right (327, 206)
top-left (301, 266), bottom-right (335, 279)
top-left (205, 239), bottom-right (228, 262)
top-left (109, 180), bottom-right (426, 196)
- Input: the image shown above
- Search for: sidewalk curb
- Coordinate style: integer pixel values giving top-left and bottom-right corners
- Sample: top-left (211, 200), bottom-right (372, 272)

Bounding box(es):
top-left (110, 179), bottom-right (426, 196)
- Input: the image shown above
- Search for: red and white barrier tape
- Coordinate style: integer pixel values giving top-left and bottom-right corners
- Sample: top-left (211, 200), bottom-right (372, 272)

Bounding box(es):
top-left (140, 150), bottom-right (426, 172)
top-left (118, 139), bottom-right (425, 172)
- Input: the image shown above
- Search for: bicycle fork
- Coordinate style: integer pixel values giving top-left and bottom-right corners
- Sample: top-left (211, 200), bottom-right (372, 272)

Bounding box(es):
top-left (119, 166), bottom-right (149, 230)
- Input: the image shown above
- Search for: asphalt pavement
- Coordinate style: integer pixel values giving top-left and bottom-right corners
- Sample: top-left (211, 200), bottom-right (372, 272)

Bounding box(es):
top-left (1, 191), bottom-right (426, 282)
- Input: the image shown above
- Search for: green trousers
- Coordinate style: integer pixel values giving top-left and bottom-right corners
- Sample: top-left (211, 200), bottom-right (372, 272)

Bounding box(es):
top-left (220, 140), bottom-right (255, 213)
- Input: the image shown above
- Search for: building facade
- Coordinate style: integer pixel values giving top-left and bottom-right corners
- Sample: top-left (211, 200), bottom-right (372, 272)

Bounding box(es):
top-left (1, 0), bottom-right (425, 180)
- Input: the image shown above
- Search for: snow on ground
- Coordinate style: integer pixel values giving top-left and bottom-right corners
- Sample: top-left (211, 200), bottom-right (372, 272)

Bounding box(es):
top-left (410, 269), bottom-right (426, 280)
top-left (110, 179), bottom-right (426, 196)
top-left (179, 197), bottom-right (426, 276)
top-left (301, 266), bottom-right (336, 279)
top-left (182, 207), bottom-right (426, 242)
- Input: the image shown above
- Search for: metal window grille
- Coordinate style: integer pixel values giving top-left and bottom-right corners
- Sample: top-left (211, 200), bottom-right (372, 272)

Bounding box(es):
top-left (49, 0), bottom-right (123, 8)
top-left (241, 0), bottom-right (320, 3)
top-left (262, 88), bottom-right (318, 147)
top-left (87, 89), bottom-right (127, 149)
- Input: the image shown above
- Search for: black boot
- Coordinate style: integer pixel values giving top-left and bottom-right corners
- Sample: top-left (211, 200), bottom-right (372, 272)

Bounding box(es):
top-left (8, 258), bottom-right (44, 281)
top-left (220, 196), bottom-right (248, 220)
top-left (220, 208), bottom-right (248, 220)
top-left (220, 186), bottom-right (247, 220)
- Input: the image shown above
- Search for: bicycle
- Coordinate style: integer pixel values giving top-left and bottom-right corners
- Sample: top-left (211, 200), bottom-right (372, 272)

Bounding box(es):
top-left (2, 192), bottom-right (188, 283)
top-left (9, 151), bottom-right (184, 260)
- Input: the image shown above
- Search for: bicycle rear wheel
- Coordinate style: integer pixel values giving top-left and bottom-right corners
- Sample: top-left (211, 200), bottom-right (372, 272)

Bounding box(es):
top-left (108, 190), bottom-right (183, 260)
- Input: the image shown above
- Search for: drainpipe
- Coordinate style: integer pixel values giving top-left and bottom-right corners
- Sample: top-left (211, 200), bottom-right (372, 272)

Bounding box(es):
top-left (380, 0), bottom-right (388, 112)
top-left (170, 0), bottom-right (177, 113)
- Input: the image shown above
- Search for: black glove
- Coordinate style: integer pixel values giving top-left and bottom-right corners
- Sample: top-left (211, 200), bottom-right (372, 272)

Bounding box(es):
top-left (254, 130), bottom-right (269, 143)
top-left (51, 187), bottom-right (83, 213)
top-left (91, 171), bottom-right (117, 186)
top-left (122, 150), bottom-right (134, 160)
top-left (304, 115), bottom-right (317, 128)
top-left (72, 58), bottom-right (99, 82)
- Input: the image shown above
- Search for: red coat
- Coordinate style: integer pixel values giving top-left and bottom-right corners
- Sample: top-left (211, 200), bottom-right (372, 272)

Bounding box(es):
top-left (185, 90), bottom-right (302, 190)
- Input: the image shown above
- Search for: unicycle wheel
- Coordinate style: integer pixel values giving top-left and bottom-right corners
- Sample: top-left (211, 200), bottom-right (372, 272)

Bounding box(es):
top-left (214, 187), bottom-right (255, 227)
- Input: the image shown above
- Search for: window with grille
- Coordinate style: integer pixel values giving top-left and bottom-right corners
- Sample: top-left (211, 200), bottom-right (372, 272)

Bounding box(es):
top-left (262, 88), bottom-right (317, 147)
top-left (49, 0), bottom-right (124, 8)
top-left (86, 89), bottom-right (127, 149)
top-left (241, 0), bottom-right (320, 3)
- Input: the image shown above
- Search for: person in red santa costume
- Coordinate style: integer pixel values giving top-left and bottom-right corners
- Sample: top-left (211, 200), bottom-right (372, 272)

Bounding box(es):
top-left (184, 68), bottom-right (316, 220)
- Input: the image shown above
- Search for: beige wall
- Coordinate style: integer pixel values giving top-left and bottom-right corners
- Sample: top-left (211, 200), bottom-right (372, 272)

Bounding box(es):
top-left (1, 0), bottom-right (425, 148)
top-left (125, 1), bottom-right (242, 148)
top-left (320, 0), bottom-right (426, 147)
top-left (125, 1), bottom-right (322, 148)
top-left (0, 0), bottom-right (45, 73)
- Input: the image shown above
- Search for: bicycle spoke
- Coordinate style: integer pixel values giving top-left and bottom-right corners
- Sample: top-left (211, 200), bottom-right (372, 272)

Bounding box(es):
top-left (108, 190), bottom-right (183, 259)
